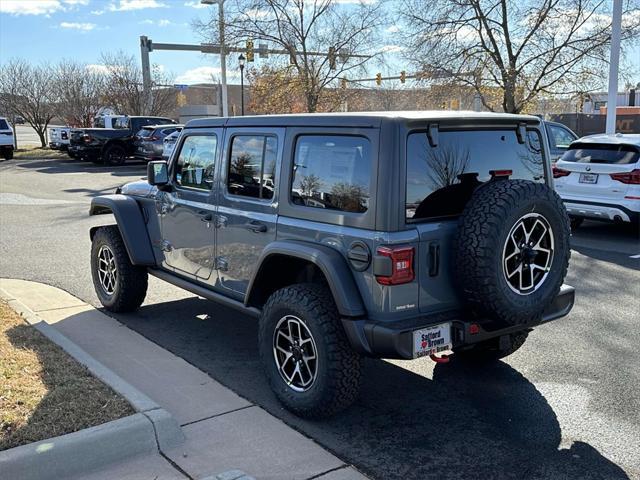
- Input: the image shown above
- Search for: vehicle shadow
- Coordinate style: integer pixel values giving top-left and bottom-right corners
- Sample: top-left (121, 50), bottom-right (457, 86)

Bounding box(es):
top-left (114, 297), bottom-right (630, 480)
top-left (8, 158), bottom-right (147, 177)
top-left (570, 220), bottom-right (640, 270)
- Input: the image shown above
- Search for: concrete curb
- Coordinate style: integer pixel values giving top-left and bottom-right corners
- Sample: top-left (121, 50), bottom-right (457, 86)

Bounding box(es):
top-left (0, 286), bottom-right (185, 479)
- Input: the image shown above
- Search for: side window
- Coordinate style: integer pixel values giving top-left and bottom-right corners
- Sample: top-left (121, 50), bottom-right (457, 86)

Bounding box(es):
top-left (291, 135), bottom-right (371, 213)
top-left (549, 125), bottom-right (576, 150)
top-left (227, 135), bottom-right (277, 200)
top-left (174, 135), bottom-right (217, 190)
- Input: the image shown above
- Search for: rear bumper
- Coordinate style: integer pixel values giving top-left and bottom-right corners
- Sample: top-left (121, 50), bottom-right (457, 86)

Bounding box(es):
top-left (342, 284), bottom-right (575, 360)
top-left (563, 199), bottom-right (639, 223)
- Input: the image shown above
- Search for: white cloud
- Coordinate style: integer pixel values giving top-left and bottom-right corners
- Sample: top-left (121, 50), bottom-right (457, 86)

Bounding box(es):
top-left (86, 64), bottom-right (110, 74)
top-left (139, 18), bottom-right (181, 26)
top-left (381, 44), bottom-right (403, 53)
top-left (0, 0), bottom-right (89, 16)
top-left (175, 66), bottom-right (239, 84)
top-left (385, 25), bottom-right (400, 34)
top-left (109, 0), bottom-right (167, 12)
top-left (60, 21), bottom-right (96, 31)
top-left (91, 9), bottom-right (105, 15)
top-left (0, 0), bottom-right (63, 15)
top-left (184, 1), bottom-right (208, 9)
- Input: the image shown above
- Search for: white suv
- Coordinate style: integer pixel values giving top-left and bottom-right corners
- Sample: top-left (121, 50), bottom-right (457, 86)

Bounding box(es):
top-left (553, 133), bottom-right (640, 228)
top-left (0, 117), bottom-right (14, 160)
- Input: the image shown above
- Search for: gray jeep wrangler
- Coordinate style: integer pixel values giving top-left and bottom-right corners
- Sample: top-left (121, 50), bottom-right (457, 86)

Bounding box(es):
top-left (89, 112), bottom-right (574, 418)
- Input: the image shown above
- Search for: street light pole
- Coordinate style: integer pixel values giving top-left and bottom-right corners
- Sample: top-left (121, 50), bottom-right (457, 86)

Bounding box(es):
top-left (238, 54), bottom-right (245, 116)
top-left (606, 0), bottom-right (623, 134)
top-left (201, 0), bottom-right (228, 118)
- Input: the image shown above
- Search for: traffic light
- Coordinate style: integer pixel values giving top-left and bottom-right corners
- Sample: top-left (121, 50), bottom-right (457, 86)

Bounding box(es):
top-left (400, 70), bottom-right (406, 84)
top-left (246, 39), bottom-right (254, 62)
top-left (328, 47), bottom-right (336, 70)
top-left (341, 77), bottom-right (347, 89)
top-left (376, 72), bottom-right (382, 86)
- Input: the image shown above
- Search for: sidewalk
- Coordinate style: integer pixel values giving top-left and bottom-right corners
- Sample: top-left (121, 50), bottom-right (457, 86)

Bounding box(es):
top-left (0, 279), bottom-right (368, 480)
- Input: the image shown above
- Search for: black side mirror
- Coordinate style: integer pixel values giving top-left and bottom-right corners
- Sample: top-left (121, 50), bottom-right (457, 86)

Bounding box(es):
top-left (147, 161), bottom-right (169, 186)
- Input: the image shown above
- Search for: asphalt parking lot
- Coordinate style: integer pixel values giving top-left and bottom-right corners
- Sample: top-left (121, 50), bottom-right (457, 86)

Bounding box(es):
top-left (1, 155), bottom-right (639, 479)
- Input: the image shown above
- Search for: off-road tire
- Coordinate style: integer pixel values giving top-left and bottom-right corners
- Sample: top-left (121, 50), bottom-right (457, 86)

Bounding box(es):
top-left (3, 150), bottom-right (13, 160)
top-left (91, 226), bottom-right (148, 312)
top-left (570, 216), bottom-right (584, 230)
top-left (454, 179), bottom-right (570, 326)
top-left (259, 283), bottom-right (362, 418)
top-left (454, 331), bottom-right (529, 363)
top-left (103, 144), bottom-right (126, 166)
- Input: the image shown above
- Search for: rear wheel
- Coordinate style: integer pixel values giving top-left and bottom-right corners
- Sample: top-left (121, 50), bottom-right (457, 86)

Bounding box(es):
top-left (103, 144), bottom-right (126, 166)
top-left (454, 331), bottom-right (529, 362)
top-left (3, 149), bottom-right (13, 160)
top-left (91, 226), bottom-right (148, 312)
top-left (259, 283), bottom-right (362, 418)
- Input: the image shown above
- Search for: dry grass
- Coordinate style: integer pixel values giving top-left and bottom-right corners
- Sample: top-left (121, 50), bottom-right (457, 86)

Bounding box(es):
top-left (12, 147), bottom-right (70, 160)
top-left (0, 301), bottom-right (134, 451)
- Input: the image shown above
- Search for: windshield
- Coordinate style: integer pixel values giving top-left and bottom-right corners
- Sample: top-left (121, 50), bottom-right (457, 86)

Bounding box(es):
top-left (560, 143), bottom-right (639, 165)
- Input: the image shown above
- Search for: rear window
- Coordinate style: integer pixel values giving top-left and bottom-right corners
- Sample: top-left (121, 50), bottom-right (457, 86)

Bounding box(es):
top-left (0, 119), bottom-right (9, 130)
top-left (291, 135), bottom-right (371, 213)
top-left (406, 129), bottom-right (544, 221)
top-left (560, 143), bottom-right (639, 165)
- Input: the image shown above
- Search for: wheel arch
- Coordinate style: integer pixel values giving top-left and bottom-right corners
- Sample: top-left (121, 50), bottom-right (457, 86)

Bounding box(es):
top-left (89, 195), bottom-right (156, 266)
top-left (246, 240), bottom-right (366, 318)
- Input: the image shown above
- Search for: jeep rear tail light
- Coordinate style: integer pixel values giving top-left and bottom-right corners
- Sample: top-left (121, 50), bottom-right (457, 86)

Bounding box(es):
top-left (610, 169), bottom-right (640, 185)
top-left (376, 246), bottom-right (414, 285)
top-left (552, 164), bottom-right (570, 178)
top-left (82, 134), bottom-right (92, 144)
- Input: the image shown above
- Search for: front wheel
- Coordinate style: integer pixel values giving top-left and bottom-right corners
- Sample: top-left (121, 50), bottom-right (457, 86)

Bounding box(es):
top-left (103, 144), bottom-right (126, 166)
top-left (91, 226), bottom-right (148, 312)
top-left (259, 283), bottom-right (362, 418)
top-left (453, 331), bottom-right (529, 363)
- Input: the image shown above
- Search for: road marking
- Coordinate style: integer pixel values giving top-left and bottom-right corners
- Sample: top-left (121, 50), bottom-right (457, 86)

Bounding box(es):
top-left (630, 254), bottom-right (640, 259)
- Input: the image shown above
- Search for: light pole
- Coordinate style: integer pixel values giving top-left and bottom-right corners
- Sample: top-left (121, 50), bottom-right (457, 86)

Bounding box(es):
top-left (606, 0), bottom-right (623, 134)
top-left (201, 0), bottom-right (228, 118)
top-left (238, 54), bottom-right (245, 116)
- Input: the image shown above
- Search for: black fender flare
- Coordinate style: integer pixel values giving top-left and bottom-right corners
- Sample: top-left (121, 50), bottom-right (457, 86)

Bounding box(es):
top-left (246, 240), bottom-right (366, 318)
top-left (89, 195), bottom-right (156, 266)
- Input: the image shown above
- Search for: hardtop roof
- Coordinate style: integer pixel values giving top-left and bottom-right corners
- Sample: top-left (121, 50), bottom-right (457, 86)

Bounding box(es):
top-left (572, 133), bottom-right (640, 148)
top-left (184, 110), bottom-right (541, 129)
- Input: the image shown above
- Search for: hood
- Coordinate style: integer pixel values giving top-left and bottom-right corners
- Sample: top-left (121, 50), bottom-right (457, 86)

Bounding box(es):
top-left (118, 180), bottom-right (156, 197)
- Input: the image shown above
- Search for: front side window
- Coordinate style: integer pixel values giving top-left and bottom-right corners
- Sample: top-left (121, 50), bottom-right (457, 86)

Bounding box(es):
top-left (114, 117), bottom-right (129, 129)
top-left (227, 135), bottom-right (277, 200)
top-left (174, 135), bottom-right (217, 190)
top-left (406, 129), bottom-right (544, 221)
top-left (0, 119), bottom-right (9, 130)
top-left (291, 135), bottom-right (371, 213)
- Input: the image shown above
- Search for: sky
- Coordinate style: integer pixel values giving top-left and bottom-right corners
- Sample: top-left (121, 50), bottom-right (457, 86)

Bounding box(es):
top-left (0, 0), bottom-right (638, 90)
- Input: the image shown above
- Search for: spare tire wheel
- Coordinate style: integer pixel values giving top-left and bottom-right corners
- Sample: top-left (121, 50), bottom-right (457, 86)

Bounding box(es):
top-left (453, 179), bottom-right (570, 326)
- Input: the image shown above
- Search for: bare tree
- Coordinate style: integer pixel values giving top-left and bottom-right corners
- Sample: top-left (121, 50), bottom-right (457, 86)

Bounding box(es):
top-left (400, 0), bottom-right (640, 113)
top-left (99, 51), bottom-right (176, 116)
top-left (194, 0), bottom-right (385, 112)
top-left (53, 60), bottom-right (106, 128)
top-left (0, 59), bottom-right (56, 147)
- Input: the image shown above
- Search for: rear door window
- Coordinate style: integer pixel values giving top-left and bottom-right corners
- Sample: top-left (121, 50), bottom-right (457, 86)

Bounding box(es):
top-left (406, 129), bottom-right (544, 221)
top-left (227, 135), bottom-right (277, 200)
top-left (291, 135), bottom-right (371, 213)
top-left (559, 143), bottom-right (639, 165)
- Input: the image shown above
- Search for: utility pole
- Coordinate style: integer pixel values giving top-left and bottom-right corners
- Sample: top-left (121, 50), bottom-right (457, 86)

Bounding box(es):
top-left (606, 0), bottom-right (623, 134)
top-left (201, 0), bottom-right (228, 117)
top-left (140, 36), bottom-right (153, 115)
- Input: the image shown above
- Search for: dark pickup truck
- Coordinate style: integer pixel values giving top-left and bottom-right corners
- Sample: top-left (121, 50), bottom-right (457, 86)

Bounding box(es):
top-left (69, 116), bottom-right (176, 165)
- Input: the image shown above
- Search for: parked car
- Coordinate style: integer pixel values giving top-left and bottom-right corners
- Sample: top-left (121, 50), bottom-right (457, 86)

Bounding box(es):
top-left (69, 116), bottom-right (176, 165)
top-left (162, 129), bottom-right (182, 159)
top-left (134, 124), bottom-right (182, 162)
top-left (0, 117), bottom-right (15, 160)
top-left (544, 120), bottom-right (579, 160)
top-left (553, 133), bottom-right (640, 228)
top-left (49, 126), bottom-right (71, 151)
top-left (14, 116), bottom-right (25, 125)
top-left (89, 111), bottom-right (574, 418)
top-left (68, 116), bottom-right (127, 159)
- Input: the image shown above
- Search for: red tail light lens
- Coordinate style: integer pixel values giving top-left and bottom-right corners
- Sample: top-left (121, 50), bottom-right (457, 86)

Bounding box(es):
top-left (610, 169), bottom-right (640, 185)
top-left (82, 134), bottom-right (92, 144)
top-left (552, 164), bottom-right (570, 178)
top-left (376, 246), bottom-right (415, 285)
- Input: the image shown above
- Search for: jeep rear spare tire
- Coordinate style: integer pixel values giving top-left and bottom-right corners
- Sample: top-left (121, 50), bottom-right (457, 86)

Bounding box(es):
top-left (454, 179), bottom-right (570, 326)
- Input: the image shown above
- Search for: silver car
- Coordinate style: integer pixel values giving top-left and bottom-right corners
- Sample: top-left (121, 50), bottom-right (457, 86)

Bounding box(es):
top-left (162, 128), bottom-right (182, 160)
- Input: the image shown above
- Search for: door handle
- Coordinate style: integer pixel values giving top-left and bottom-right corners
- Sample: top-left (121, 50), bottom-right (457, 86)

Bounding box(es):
top-left (198, 211), bottom-right (213, 222)
top-left (246, 221), bottom-right (267, 233)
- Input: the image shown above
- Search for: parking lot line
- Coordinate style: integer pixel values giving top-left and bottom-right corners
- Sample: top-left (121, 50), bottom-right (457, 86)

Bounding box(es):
top-left (630, 254), bottom-right (640, 259)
